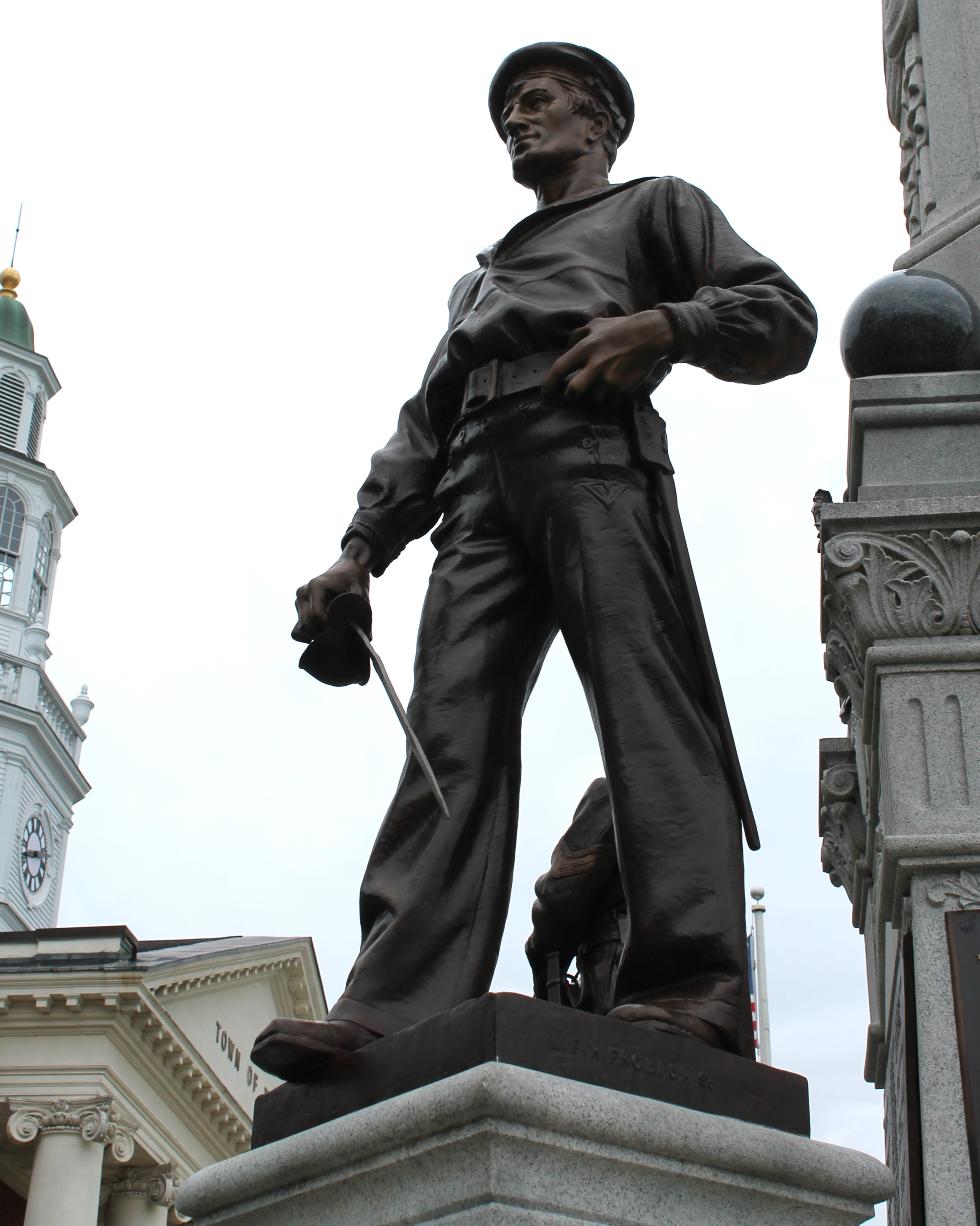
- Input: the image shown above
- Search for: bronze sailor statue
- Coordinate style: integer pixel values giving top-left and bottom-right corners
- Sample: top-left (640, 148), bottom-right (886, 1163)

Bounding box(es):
top-left (253, 42), bottom-right (816, 1079)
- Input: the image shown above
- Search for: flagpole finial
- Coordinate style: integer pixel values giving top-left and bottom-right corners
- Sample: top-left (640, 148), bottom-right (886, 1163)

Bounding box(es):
top-left (0, 268), bottom-right (20, 299)
top-left (750, 886), bottom-right (765, 903)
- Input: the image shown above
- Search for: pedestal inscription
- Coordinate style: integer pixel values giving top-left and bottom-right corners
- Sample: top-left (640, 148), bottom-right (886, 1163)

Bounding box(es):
top-left (251, 993), bottom-right (809, 1149)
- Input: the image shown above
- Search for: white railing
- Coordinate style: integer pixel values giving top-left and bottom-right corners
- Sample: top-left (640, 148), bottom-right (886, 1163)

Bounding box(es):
top-left (37, 677), bottom-right (80, 756)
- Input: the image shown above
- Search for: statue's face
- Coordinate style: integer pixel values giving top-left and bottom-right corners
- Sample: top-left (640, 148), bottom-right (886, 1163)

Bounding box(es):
top-left (501, 73), bottom-right (600, 187)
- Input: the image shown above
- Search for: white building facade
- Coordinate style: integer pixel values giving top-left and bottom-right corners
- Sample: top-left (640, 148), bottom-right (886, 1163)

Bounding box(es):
top-left (0, 270), bottom-right (328, 1223)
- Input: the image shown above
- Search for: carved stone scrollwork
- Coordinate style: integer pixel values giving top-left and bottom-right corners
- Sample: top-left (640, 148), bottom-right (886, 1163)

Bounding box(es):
top-left (824, 526), bottom-right (980, 655)
top-left (110, 1165), bottom-right (179, 1207)
top-left (819, 757), bottom-right (866, 904)
top-left (6, 1097), bottom-right (136, 1161)
top-left (882, 0), bottom-right (936, 237)
top-left (926, 870), bottom-right (980, 909)
top-left (899, 33), bottom-right (936, 238)
top-left (823, 620), bottom-right (864, 724)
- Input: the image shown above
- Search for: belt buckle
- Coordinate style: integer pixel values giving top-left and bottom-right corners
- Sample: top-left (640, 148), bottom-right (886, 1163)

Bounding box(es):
top-left (465, 358), bottom-right (500, 411)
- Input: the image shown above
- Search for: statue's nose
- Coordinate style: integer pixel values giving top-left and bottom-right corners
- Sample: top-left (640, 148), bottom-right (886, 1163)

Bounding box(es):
top-left (503, 110), bottom-right (527, 139)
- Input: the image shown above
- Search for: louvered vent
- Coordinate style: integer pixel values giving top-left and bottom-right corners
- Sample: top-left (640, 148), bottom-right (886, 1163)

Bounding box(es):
top-left (27, 392), bottom-right (44, 458)
top-left (0, 374), bottom-right (24, 449)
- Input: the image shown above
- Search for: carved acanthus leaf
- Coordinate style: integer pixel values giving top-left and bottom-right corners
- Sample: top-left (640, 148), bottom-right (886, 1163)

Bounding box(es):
top-left (927, 871), bottom-right (980, 909)
top-left (824, 529), bottom-right (980, 655)
top-left (823, 615), bottom-right (863, 722)
top-left (819, 759), bottom-right (866, 904)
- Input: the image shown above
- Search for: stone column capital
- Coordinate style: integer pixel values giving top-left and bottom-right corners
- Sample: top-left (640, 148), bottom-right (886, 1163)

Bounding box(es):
top-left (821, 524), bottom-right (980, 720)
top-left (824, 525), bottom-right (980, 643)
top-left (109, 1165), bottom-right (179, 1207)
top-left (7, 1097), bottom-right (136, 1161)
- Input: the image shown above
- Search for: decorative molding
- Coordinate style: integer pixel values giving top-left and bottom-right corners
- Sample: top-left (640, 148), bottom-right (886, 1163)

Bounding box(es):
top-left (882, 1), bottom-right (936, 237)
top-left (152, 955), bottom-right (300, 996)
top-left (822, 529), bottom-right (980, 715)
top-left (926, 870), bottom-right (980, 909)
top-left (151, 953), bottom-right (313, 1018)
top-left (7, 1097), bottom-right (136, 1160)
top-left (0, 660), bottom-right (21, 701)
top-left (898, 33), bottom-right (936, 238)
top-left (109, 1165), bottom-right (179, 1207)
top-left (0, 991), bottom-right (251, 1151)
top-left (819, 756), bottom-right (868, 909)
top-left (825, 528), bottom-right (980, 641)
top-left (823, 621), bottom-right (864, 724)
top-left (37, 676), bottom-right (81, 755)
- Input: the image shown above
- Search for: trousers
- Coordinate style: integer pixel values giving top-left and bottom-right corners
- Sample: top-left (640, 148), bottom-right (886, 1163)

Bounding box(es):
top-left (329, 394), bottom-right (750, 1051)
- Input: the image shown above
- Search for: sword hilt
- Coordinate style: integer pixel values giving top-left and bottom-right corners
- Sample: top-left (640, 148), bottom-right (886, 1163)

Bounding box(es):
top-left (298, 592), bottom-right (373, 687)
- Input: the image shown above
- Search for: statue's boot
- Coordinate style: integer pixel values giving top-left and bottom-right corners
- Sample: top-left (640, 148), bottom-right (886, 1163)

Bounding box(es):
top-left (251, 1017), bottom-right (380, 1081)
top-left (606, 1003), bottom-right (727, 1050)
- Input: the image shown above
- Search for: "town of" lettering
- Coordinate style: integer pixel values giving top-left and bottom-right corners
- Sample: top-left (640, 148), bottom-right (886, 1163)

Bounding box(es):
top-left (215, 1019), bottom-right (264, 1092)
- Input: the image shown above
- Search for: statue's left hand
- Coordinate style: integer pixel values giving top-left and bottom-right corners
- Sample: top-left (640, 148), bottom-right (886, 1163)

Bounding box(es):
top-left (542, 309), bottom-right (675, 406)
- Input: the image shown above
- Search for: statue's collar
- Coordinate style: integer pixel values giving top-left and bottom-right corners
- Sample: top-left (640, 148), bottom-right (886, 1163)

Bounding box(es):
top-left (476, 178), bottom-right (654, 267)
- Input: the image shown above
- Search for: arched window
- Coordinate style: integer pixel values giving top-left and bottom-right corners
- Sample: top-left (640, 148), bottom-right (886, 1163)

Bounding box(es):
top-left (0, 373), bottom-right (25, 449)
top-left (28, 516), bottom-right (53, 622)
top-left (0, 486), bottom-right (25, 607)
top-left (27, 392), bottom-right (44, 459)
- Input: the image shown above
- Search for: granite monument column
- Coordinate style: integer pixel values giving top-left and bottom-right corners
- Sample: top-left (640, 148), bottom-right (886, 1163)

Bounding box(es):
top-left (817, 8), bottom-right (980, 1218)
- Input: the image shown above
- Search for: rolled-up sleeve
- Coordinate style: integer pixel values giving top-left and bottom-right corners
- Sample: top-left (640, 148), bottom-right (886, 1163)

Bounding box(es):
top-left (646, 177), bottom-right (818, 385)
top-left (341, 343), bottom-right (447, 576)
top-left (341, 268), bottom-right (486, 575)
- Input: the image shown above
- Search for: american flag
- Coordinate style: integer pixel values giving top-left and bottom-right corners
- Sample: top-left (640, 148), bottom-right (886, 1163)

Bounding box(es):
top-left (747, 930), bottom-right (760, 1057)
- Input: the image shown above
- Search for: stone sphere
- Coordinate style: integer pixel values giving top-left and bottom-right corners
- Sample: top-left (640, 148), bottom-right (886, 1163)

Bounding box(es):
top-left (840, 270), bottom-right (975, 378)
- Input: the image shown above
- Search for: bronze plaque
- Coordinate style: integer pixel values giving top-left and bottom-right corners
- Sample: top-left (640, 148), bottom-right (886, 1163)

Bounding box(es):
top-left (885, 933), bottom-right (924, 1226)
top-left (947, 909), bottom-right (980, 1219)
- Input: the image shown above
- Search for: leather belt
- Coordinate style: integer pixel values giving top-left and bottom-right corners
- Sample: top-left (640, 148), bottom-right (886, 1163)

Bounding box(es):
top-left (461, 351), bottom-right (563, 413)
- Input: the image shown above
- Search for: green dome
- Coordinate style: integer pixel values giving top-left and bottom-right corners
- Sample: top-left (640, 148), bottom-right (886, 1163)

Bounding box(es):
top-left (0, 296), bottom-right (34, 351)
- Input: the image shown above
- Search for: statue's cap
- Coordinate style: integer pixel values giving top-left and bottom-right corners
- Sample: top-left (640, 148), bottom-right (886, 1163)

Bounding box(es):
top-left (488, 43), bottom-right (634, 146)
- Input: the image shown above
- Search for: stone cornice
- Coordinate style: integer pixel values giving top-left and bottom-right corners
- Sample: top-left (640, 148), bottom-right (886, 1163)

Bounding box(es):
top-left (7, 1096), bottom-right (136, 1160)
top-left (0, 985), bottom-right (251, 1154)
top-left (150, 951), bottom-right (315, 1020)
top-left (877, 840), bottom-right (980, 927)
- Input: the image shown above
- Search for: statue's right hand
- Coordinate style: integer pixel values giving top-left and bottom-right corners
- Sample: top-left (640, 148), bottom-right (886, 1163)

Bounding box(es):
top-left (292, 544), bottom-right (372, 643)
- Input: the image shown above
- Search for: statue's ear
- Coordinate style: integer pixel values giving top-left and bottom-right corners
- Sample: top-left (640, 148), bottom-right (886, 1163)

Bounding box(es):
top-left (587, 111), bottom-right (609, 147)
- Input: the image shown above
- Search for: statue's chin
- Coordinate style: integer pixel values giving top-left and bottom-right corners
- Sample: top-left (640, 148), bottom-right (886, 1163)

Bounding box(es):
top-left (510, 149), bottom-right (553, 189)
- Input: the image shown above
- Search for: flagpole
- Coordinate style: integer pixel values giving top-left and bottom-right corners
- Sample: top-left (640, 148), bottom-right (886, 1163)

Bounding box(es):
top-left (750, 886), bottom-right (772, 1065)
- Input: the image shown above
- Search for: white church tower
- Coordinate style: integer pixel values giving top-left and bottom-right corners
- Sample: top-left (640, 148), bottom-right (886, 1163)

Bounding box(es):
top-left (0, 266), bottom-right (91, 931)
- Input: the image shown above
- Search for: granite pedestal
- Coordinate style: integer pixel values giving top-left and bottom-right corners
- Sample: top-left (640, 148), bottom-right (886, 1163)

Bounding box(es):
top-left (178, 997), bottom-right (891, 1225)
top-left (178, 1061), bottom-right (892, 1225)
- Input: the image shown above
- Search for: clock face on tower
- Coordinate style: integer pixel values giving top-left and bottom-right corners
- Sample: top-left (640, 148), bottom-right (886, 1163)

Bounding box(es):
top-left (20, 813), bottom-right (49, 895)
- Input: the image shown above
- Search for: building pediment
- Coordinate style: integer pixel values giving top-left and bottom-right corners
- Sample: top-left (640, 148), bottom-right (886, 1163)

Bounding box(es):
top-left (0, 927), bottom-right (327, 1176)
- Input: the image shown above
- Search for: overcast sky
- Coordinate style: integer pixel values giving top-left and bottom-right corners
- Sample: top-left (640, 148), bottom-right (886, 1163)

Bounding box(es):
top-left (3, 1), bottom-right (908, 1208)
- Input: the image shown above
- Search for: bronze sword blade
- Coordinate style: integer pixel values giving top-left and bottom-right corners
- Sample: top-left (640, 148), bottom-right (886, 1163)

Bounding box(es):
top-left (351, 625), bottom-right (451, 821)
